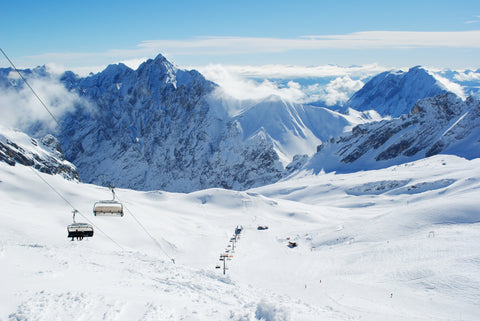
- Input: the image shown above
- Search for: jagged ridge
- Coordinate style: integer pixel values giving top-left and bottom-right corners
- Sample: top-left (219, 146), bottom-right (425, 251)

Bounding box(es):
top-left (56, 54), bottom-right (285, 192)
top-left (0, 126), bottom-right (79, 180)
top-left (306, 92), bottom-right (480, 173)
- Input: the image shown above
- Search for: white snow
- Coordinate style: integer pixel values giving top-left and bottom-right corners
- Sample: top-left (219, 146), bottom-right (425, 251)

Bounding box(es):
top-left (1, 154), bottom-right (479, 320)
top-left (442, 111), bottom-right (469, 136)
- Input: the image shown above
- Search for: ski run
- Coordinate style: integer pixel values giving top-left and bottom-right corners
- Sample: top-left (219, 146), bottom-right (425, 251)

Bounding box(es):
top-left (1, 154), bottom-right (479, 320)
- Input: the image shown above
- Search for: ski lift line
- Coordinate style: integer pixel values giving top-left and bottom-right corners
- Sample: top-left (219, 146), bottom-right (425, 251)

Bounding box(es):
top-left (2, 49), bottom-right (161, 258)
top-left (0, 48), bottom-right (126, 248)
top-left (26, 166), bottom-right (125, 251)
top-left (123, 203), bottom-right (175, 264)
top-left (115, 194), bottom-right (175, 264)
top-left (0, 48), bottom-right (84, 156)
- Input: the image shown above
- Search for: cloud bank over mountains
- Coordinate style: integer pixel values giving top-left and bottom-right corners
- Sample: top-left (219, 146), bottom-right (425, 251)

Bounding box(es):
top-left (0, 70), bottom-right (93, 131)
top-left (1, 60), bottom-right (478, 134)
top-left (196, 64), bottom-right (387, 106)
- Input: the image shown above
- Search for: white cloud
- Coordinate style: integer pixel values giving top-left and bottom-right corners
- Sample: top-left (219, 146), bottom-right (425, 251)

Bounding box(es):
top-left (200, 64), bottom-right (372, 106)
top-left (201, 64), bottom-right (306, 103)
top-left (138, 31), bottom-right (480, 56)
top-left (317, 77), bottom-right (365, 106)
top-left (428, 71), bottom-right (467, 99)
top-left (0, 71), bottom-right (92, 132)
top-left (8, 30), bottom-right (480, 73)
top-left (465, 15), bottom-right (480, 24)
top-left (304, 31), bottom-right (480, 48)
top-left (454, 71), bottom-right (480, 82)
top-left (196, 63), bottom-right (387, 80)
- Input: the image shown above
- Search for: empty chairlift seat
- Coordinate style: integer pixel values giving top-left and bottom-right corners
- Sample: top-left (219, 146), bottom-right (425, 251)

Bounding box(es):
top-left (93, 200), bottom-right (124, 216)
top-left (93, 186), bottom-right (124, 217)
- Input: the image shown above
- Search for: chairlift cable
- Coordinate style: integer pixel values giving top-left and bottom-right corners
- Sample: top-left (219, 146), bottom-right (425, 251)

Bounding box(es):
top-left (1, 48), bottom-right (124, 250)
top-left (26, 166), bottom-right (124, 251)
top-left (115, 193), bottom-right (175, 264)
top-left (1, 48), bottom-right (170, 260)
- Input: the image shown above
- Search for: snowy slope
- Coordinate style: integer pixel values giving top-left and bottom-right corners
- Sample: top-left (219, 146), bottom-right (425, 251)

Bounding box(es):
top-left (233, 96), bottom-right (369, 164)
top-left (1, 154), bottom-right (479, 320)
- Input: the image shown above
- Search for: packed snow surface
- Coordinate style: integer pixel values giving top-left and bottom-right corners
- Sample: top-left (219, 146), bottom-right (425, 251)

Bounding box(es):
top-left (1, 155), bottom-right (479, 320)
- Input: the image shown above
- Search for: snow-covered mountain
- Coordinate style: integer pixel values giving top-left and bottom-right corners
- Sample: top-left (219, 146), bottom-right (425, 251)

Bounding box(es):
top-left (0, 125), bottom-right (78, 180)
top-left (232, 95), bottom-right (375, 164)
top-left (1, 56), bottom-right (478, 192)
top-left (54, 55), bottom-right (291, 192)
top-left (305, 92), bottom-right (480, 174)
top-left (0, 55), bottom-right (373, 192)
top-left (345, 66), bottom-right (464, 117)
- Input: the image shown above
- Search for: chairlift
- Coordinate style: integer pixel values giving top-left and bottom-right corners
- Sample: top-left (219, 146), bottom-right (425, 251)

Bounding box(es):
top-left (215, 265), bottom-right (221, 269)
top-left (93, 186), bottom-right (124, 217)
top-left (67, 210), bottom-right (94, 241)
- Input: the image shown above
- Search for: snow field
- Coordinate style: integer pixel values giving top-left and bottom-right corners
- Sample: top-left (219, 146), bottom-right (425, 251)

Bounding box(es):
top-left (1, 155), bottom-right (480, 320)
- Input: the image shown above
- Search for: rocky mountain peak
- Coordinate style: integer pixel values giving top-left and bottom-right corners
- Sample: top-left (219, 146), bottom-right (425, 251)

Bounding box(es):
top-left (346, 66), bottom-right (448, 117)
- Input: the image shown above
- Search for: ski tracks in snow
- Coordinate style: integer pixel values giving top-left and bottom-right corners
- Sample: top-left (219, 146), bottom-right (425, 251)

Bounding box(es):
top-left (2, 240), bottom-right (332, 321)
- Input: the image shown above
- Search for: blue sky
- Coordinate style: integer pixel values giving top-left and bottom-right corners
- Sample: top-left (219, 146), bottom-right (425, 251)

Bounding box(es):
top-left (1, 0), bottom-right (480, 73)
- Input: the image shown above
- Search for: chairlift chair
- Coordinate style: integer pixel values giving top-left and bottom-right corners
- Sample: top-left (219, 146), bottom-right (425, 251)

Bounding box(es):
top-left (67, 210), bottom-right (94, 241)
top-left (93, 186), bottom-right (124, 217)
